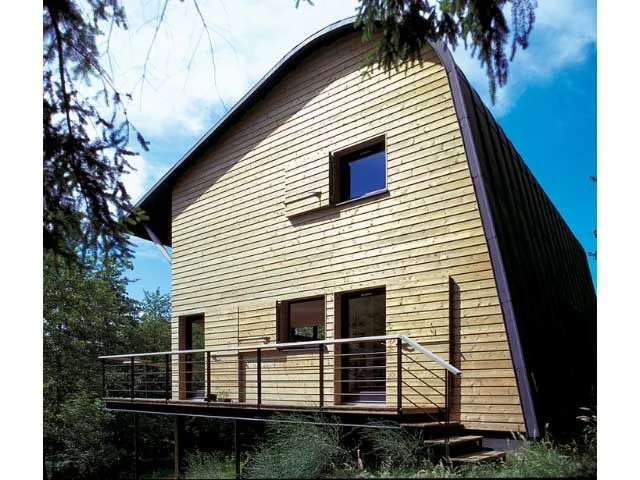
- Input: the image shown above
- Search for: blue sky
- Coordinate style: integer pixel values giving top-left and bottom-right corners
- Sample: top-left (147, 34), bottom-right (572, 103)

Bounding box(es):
top-left (115, 0), bottom-right (597, 301)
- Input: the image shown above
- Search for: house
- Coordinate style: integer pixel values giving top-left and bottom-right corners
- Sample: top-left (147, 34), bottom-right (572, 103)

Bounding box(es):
top-left (102, 17), bottom-right (596, 454)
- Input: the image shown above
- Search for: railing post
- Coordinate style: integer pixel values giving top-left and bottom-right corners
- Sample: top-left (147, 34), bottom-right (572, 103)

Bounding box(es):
top-left (130, 356), bottom-right (135, 400)
top-left (397, 337), bottom-right (403, 414)
top-left (257, 348), bottom-right (262, 408)
top-left (206, 351), bottom-right (211, 402)
top-left (319, 344), bottom-right (324, 409)
top-left (165, 354), bottom-right (170, 401)
top-left (101, 359), bottom-right (106, 398)
top-left (444, 369), bottom-right (450, 458)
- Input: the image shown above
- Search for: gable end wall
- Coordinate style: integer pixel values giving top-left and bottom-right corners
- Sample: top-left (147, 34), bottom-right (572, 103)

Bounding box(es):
top-left (169, 31), bottom-right (528, 433)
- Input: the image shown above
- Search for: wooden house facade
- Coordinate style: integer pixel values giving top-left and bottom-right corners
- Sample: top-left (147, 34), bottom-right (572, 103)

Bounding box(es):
top-left (107, 18), bottom-right (596, 441)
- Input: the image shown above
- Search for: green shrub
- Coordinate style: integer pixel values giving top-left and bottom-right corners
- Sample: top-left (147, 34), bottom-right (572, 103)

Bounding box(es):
top-left (184, 450), bottom-right (235, 479)
top-left (44, 393), bottom-right (126, 479)
top-left (452, 437), bottom-right (595, 478)
top-left (243, 415), bottom-right (349, 479)
top-left (363, 422), bottom-right (426, 471)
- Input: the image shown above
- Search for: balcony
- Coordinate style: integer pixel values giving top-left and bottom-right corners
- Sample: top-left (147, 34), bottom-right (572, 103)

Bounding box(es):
top-left (100, 335), bottom-right (461, 421)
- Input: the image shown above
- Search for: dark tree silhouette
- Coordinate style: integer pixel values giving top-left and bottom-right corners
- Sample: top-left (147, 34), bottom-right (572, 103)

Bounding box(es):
top-left (43, 0), bottom-right (146, 261)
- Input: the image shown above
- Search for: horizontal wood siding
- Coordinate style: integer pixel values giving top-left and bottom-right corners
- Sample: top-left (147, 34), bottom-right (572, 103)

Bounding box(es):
top-left (170, 32), bottom-right (524, 432)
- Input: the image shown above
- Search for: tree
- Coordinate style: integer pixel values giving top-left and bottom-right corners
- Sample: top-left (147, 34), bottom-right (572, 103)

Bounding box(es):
top-left (355, 0), bottom-right (537, 101)
top-left (43, 254), bottom-right (139, 478)
top-left (43, 0), bottom-right (146, 261)
top-left (44, 0), bottom-right (536, 261)
top-left (130, 288), bottom-right (172, 353)
top-left (43, 254), bottom-right (173, 479)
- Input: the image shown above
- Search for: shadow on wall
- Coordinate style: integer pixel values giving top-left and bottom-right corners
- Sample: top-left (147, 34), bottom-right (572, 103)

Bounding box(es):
top-left (448, 276), bottom-right (461, 423)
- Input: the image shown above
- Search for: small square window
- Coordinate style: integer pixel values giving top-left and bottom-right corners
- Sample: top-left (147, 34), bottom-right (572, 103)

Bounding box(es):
top-left (332, 139), bottom-right (386, 203)
top-left (276, 296), bottom-right (325, 343)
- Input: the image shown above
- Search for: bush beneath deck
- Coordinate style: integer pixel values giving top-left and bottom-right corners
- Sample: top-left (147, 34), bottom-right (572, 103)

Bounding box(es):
top-left (242, 414), bottom-right (349, 479)
top-left (152, 411), bottom-right (596, 479)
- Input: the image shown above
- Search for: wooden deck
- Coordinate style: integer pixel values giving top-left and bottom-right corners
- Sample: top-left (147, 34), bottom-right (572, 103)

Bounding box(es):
top-left (104, 396), bottom-right (442, 422)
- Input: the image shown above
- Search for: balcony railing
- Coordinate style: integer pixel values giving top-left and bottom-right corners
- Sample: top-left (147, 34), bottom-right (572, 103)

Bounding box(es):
top-left (100, 335), bottom-right (461, 416)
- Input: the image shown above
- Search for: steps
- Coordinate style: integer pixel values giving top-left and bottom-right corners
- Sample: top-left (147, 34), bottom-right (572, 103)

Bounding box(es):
top-left (424, 434), bottom-right (483, 447)
top-left (449, 450), bottom-right (507, 464)
top-left (402, 421), bottom-right (508, 466)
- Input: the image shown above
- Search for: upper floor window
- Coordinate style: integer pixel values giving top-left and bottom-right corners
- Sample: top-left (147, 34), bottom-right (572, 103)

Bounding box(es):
top-left (276, 296), bottom-right (325, 343)
top-left (332, 138), bottom-right (386, 203)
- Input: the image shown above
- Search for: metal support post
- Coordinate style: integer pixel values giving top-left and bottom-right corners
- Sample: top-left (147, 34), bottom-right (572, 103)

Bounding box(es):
top-left (234, 419), bottom-right (241, 479)
top-left (174, 416), bottom-right (184, 480)
top-left (130, 357), bottom-right (135, 399)
top-left (133, 412), bottom-right (139, 480)
top-left (397, 337), bottom-right (402, 414)
top-left (165, 354), bottom-right (170, 400)
top-left (256, 348), bottom-right (262, 408)
top-left (206, 351), bottom-right (211, 402)
top-left (319, 344), bottom-right (324, 409)
top-left (444, 370), bottom-right (450, 459)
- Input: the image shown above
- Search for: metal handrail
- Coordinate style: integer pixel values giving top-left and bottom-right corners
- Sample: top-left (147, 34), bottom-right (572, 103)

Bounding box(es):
top-left (99, 334), bottom-right (461, 376)
top-left (101, 333), bottom-right (461, 427)
top-left (399, 336), bottom-right (461, 376)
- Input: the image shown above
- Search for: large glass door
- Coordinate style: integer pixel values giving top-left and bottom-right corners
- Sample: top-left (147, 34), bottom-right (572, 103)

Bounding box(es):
top-left (340, 288), bottom-right (386, 403)
top-left (184, 316), bottom-right (204, 399)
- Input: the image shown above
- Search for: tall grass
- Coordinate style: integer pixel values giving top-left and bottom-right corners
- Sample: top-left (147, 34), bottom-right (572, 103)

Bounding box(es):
top-left (243, 414), bottom-right (350, 479)
top-left (184, 450), bottom-right (235, 479)
top-left (451, 439), bottom-right (596, 478)
top-left (363, 422), bottom-right (427, 471)
top-left (145, 410), bottom-right (596, 479)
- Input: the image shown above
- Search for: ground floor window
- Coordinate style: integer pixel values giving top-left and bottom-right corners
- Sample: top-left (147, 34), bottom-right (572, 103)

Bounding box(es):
top-left (276, 296), bottom-right (325, 343)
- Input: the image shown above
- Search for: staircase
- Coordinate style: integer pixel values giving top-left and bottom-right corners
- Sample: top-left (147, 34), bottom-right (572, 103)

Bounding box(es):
top-left (400, 420), bottom-right (508, 466)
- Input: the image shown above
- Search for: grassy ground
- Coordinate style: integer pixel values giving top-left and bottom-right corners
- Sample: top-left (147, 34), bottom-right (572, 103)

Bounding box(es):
top-left (144, 413), bottom-right (596, 479)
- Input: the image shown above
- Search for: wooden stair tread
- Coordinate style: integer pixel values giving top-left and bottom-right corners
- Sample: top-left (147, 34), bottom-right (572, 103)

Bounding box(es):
top-left (449, 450), bottom-right (507, 464)
top-left (424, 435), bottom-right (483, 446)
top-left (400, 421), bottom-right (460, 429)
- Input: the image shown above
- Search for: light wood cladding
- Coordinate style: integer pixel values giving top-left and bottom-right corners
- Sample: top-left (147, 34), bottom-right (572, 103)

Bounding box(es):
top-left (169, 31), bottom-right (524, 433)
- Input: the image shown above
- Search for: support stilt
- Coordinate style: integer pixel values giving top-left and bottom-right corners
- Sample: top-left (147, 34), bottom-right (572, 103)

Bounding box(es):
top-left (133, 412), bottom-right (139, 480)
top-left (234, 419), bottom-right (241, 479)
top-left (174, 416), bottom-right (184, 480)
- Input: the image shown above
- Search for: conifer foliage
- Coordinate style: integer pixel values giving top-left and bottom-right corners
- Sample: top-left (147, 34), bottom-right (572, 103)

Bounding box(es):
top-left (356, 0), bottom-right (537, 101)
top-left (43, 0), bottom-right (146, 260)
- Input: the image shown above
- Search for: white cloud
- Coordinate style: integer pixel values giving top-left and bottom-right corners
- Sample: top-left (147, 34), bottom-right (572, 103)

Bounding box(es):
top-left (124, 148), bottom-right (174, 204)
top-left (104, 0), bottom-right (359, 137)
top-left (123, 153), bottom-right (148, 203)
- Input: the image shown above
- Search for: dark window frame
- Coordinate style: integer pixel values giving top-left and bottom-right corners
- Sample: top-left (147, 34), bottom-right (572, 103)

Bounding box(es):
top-left (178, 313), bottom-right (205, 400)
top-left (330, 136), bottom-right (387, 205)
top-left (276, 295), bottom-right (326, 345)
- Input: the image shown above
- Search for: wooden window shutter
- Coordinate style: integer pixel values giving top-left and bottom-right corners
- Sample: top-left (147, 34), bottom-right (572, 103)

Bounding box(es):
top-left (275, 301), bottom-right (288, 343)
top-left (328, 152), bottom-right (337, 205)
